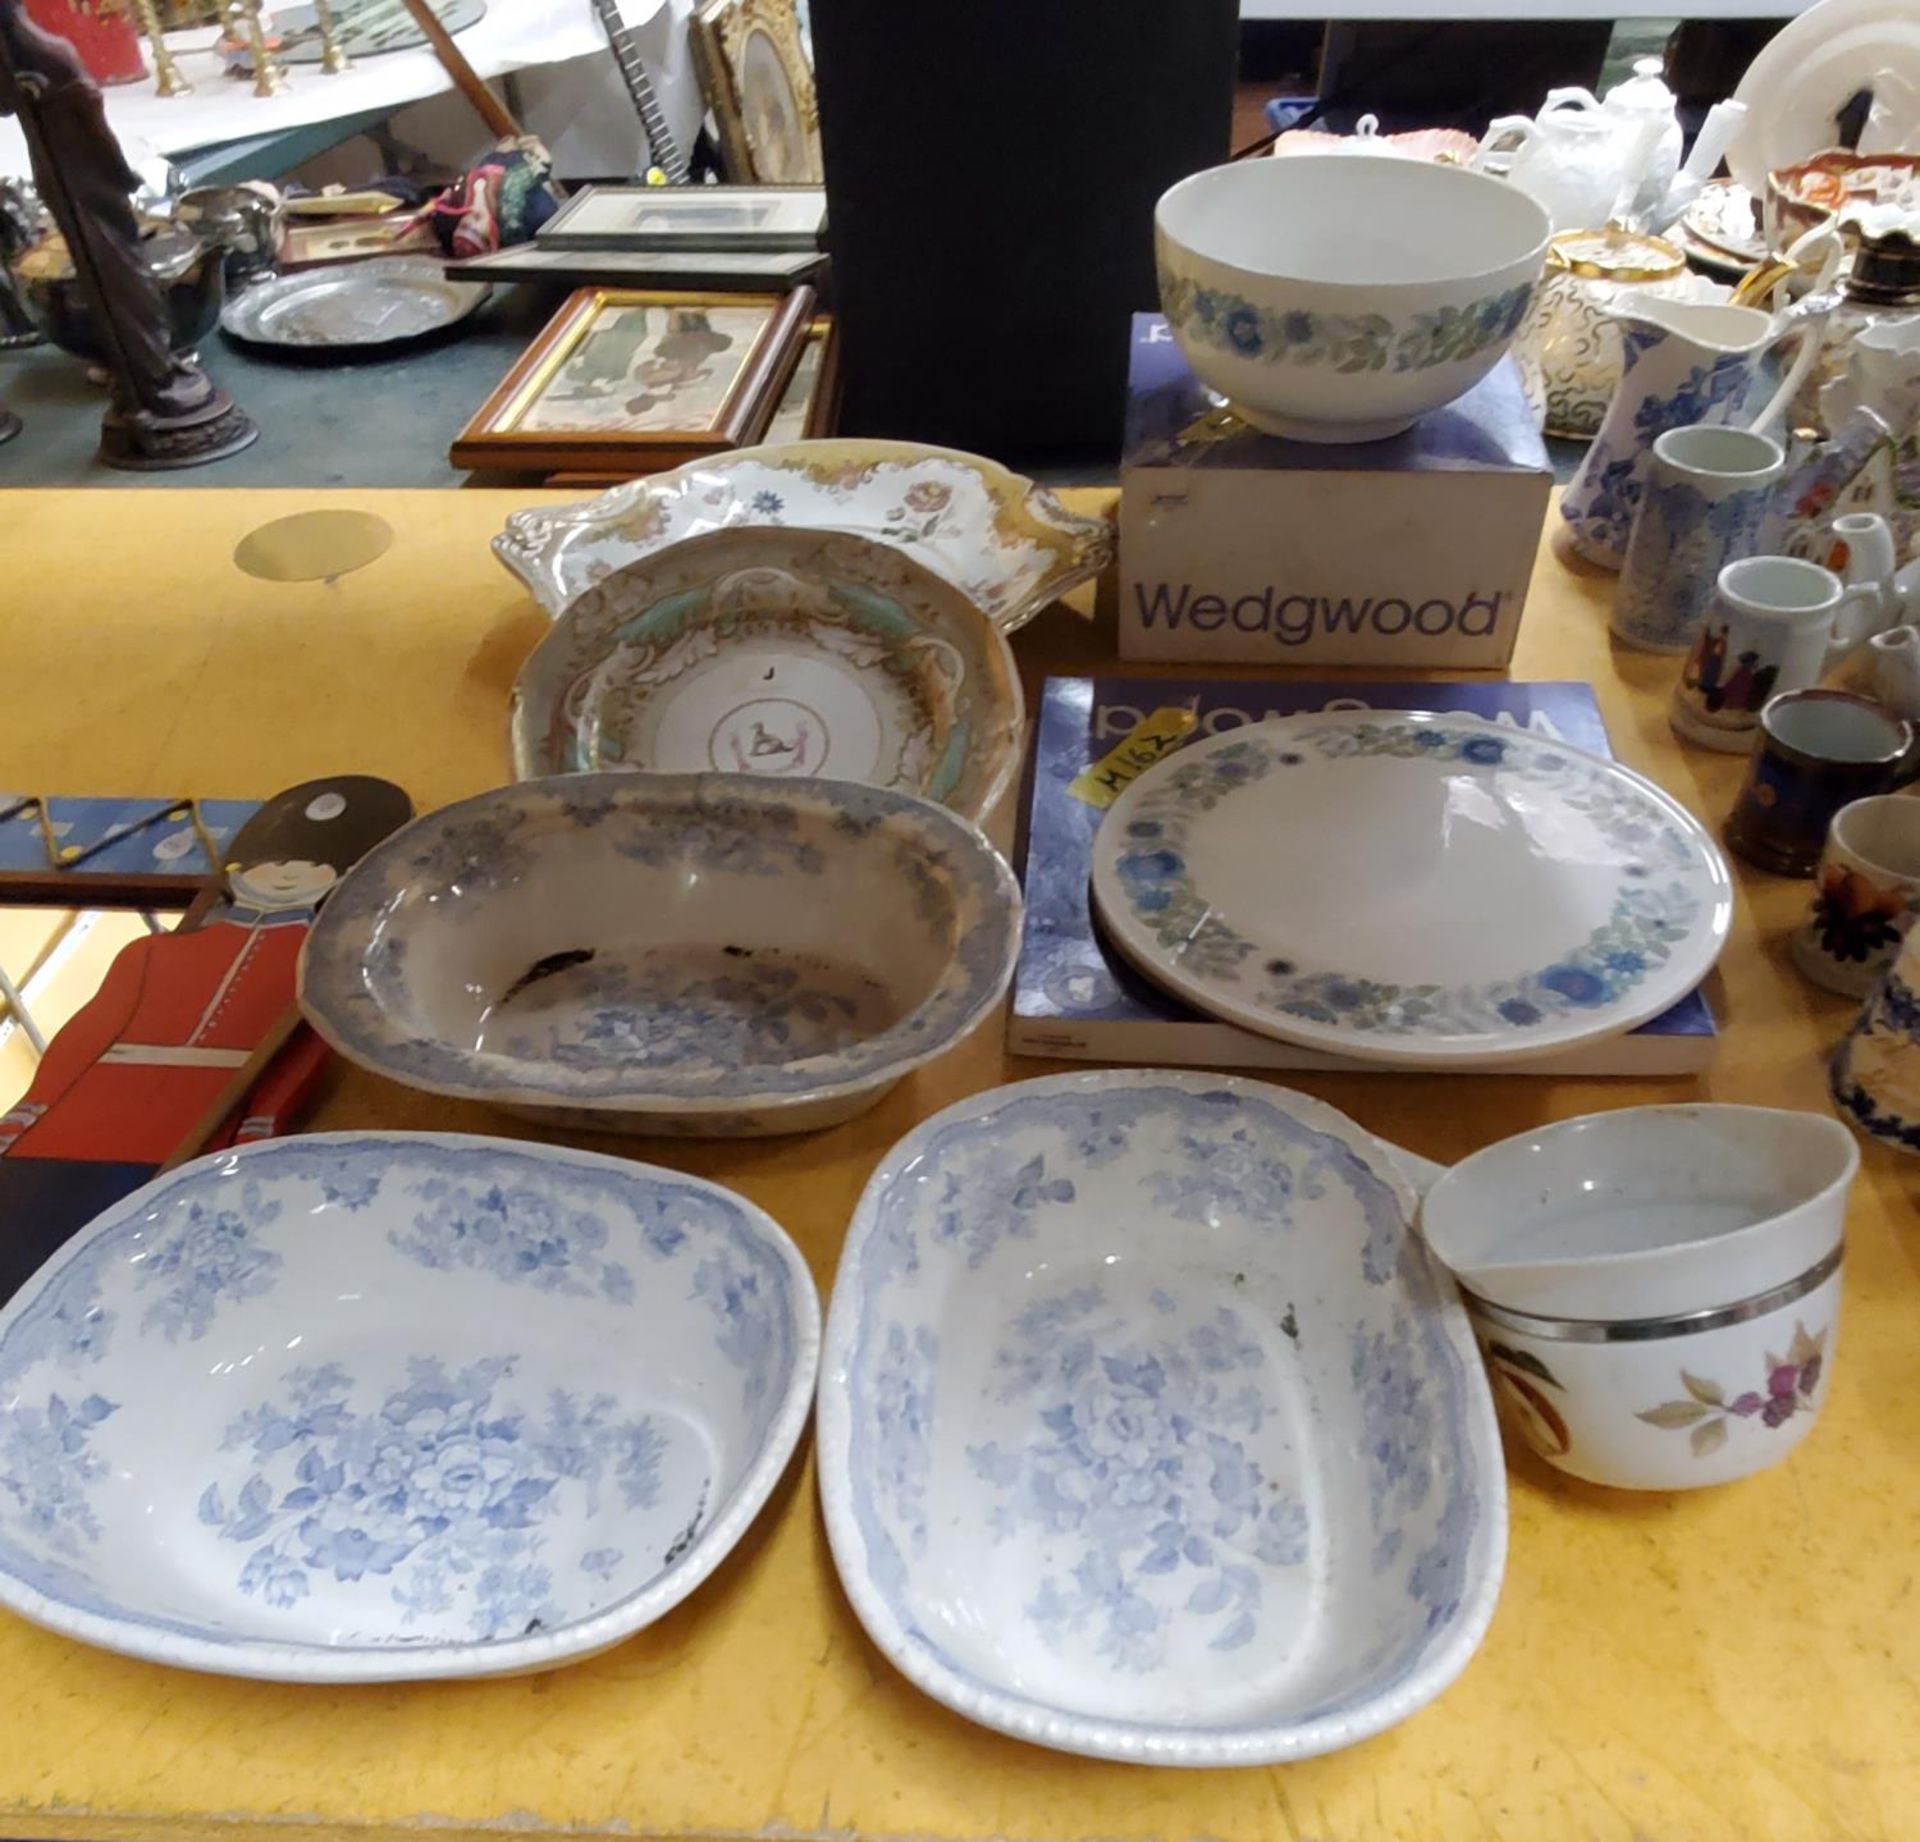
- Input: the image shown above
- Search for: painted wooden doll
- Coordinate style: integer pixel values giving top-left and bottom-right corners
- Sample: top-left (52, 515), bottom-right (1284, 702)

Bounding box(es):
top-left (0, 775), bottom-right (412, 1301)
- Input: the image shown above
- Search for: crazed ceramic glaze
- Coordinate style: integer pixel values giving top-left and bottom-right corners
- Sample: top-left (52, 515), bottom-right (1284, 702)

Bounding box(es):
top-left (491, 439), bottom-right (1114, 632)
top-left (298, 774), bottom-right (1022, 1137)
top-left (817, 1069), bottom-right (1506, 1766)
top-left (1153, 158), bottom-right (1548, 443)
top-left (0, 1132), bottom-right (819, 1680)
top-left (510, 527), bottom-right (1023, 823)
top-left (1089, 713), bottom-right (1733, 1068)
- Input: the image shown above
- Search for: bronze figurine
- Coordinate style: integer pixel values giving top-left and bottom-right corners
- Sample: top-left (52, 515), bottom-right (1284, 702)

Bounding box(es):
top-left (0, 0), bottom-right (256, 468)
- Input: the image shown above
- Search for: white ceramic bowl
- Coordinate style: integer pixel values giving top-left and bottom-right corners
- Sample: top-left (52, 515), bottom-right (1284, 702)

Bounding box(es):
top-left (1421, 1105), bottom-right (1859, 1490)
top-left (1154, 159), bottom-right (1551, 443)
top-left (0, 1133), bottom-right (819, 1681)
top-left (299, 774), bottom-right (1022, 1138)
top-left (819, 1070), bottom-right (1506, 1765)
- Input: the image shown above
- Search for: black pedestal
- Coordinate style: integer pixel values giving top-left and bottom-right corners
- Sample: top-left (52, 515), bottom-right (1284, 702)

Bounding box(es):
top-left (811, 0), bottom-right (1238, 458)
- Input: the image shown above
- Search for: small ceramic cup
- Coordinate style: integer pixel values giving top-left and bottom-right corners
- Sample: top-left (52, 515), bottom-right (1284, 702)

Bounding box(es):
top-left (1791, 794), bottom-right (1920, 995)
top-left (1420, 1104), bottom-right (1858, 1490)
top-left (1725, 690), bottom-right (1915, 876)
top-left (1832, 925), bottom-right (1920, 1155)
top-left (1671, 555), bottom-right (1880, 752)
top-left (1612, 425), bottom-right (1785, 655)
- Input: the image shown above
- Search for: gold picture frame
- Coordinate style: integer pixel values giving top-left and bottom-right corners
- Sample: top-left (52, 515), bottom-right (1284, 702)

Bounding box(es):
top-left (690, 0), bottom-right (823, 186)
top-left (451, 285), bottom-right (815, 476)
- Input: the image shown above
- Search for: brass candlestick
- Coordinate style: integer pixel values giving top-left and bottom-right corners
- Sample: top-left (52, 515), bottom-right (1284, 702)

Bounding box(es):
top-left (311, 0), bottom-right (349, 72)
top-left (131, 0), bottom-right (191, 95)
top-left (227, 0), bottom-right (286, 97)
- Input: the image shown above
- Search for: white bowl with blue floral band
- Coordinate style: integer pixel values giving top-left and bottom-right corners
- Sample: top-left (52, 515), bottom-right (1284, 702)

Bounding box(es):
top-left (0, 1132), bottom-right (819, 1681)
top-left (816, 1069), bottom-right (1506, 1765)
top-left (299, 773), bottom-right (1022, 1137)
top-left (1089, 711), bottom-right (1733, 1068)
top-left (1155, 158), bottom-right (1549, 444)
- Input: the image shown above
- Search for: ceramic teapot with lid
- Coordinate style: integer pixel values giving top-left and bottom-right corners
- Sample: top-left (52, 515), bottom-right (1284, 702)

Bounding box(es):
top-left (1476, 90), bottom-right (1625, 232)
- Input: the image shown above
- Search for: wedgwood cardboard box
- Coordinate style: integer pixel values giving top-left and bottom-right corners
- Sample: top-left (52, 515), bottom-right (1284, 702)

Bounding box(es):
top-left (1119, 313), bottom-right (1551, 666)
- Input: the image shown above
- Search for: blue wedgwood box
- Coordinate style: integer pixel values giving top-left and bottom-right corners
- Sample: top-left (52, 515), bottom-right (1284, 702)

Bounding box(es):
top-left (1120, 313), bottom-right (1552, 667)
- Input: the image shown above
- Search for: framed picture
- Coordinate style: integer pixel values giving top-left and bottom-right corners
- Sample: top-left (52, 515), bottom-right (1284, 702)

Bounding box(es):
top-left (451, 286), bottom-right (814, 475)
top-left (763, 315), bottom-right (839, 443)
top-left (444, 246), bottom-right (825, 291)
top-left (538, 185), bottom-right (826, 252)
top-left (690, 0), bottom-right (823, 186)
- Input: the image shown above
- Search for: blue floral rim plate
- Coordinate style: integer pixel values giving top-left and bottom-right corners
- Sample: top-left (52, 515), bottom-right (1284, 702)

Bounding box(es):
top-left (0, 1133), bottom-right (820, 1681)
top-left (1089, 711), bottom-right (1733, 1068)
top-left (816, 1069), bottom-right (1507, 1766)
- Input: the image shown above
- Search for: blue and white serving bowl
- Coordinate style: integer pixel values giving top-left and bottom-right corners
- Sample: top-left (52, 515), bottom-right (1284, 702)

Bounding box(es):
top-left (816, 1069), bottom-right (1507, 1765)
top-left (299, 773), bottom-right (1022, 1138)
top-left (0, 1133), bottom-right (819, 1681)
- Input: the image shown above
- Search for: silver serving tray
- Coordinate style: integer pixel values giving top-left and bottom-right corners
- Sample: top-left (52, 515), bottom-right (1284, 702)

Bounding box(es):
top-left (220, 258), bottom-right (489, 351)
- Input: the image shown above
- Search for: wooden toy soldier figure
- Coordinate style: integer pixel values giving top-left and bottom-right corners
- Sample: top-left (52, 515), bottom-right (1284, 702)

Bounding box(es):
top-left (0, 0), bottom-right (257, 467)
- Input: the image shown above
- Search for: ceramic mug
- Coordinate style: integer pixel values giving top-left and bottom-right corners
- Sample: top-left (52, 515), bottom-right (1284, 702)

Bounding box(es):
top-left (1831, 925), bottom-right (1920, 1155)
top-left (1791, 794), bottom-right (1920, 996)
top-left (1612, 425), bottom-right (1784, 654)
top-left (1725, 690), bottom-right (1915, 876)
top-left (1671, 555), bottom-right (1882, 752)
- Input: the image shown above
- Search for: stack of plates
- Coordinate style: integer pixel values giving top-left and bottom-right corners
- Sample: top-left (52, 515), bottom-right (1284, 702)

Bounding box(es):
top-left (1088, 711), bottom-right (1733, 1070)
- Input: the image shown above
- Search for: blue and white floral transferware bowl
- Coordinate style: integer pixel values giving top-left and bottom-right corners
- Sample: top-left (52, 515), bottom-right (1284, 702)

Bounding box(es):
top-left (1155, 158), bottom-right (1549, 444)
top-left (816, 1070), bottom-right (1507, 1765)
top-left (299, 774), bottom-right (1021, 1137)
top-left (1090, 711), bottom-right (1734, 1069)
top-left (0, 1133), bottom-right (820, 1680)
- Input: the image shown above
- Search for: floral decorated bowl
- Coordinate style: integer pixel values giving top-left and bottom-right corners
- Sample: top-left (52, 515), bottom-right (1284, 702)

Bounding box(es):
top-left (1155, 158), bottom-right (1550, 443)
top-left (492, 439), bottom-right (1115, 633)
top-left (1421, 1105), bottom-right (1859, 1490)
top-left (0, 1132), bottom-right (819, 1680)
top-left (817, 1069), bottom-right (1506, 1765)
top-left (510, 527), bottom-right (1024, 824)
top-left (299, 774), bottom-right (1022, 1138)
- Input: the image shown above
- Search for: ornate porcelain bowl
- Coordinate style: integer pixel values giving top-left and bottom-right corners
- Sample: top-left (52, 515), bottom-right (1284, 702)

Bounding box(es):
top-left (511, 527), bottom-right (1024, 824)
top-left (1155, 158), bottom-right (1550, 443)
top-left (492, 439), bottom-right (1115, 632)
top-left (817, 1070), bottom-right (1506, 1765)
top-left (298, 774), bottom-right (1022, 1138)
top-left (0, 1133), bottom-right (819, 1681)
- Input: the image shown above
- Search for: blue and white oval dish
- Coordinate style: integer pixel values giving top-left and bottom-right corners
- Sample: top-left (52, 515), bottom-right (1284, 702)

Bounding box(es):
top-left (816, 1069), bottom-right (1507, 1765)
top-left (299, 773), bottom-right (1022, 1137)
top-left (0, 1132), bottom-right (820, 1681)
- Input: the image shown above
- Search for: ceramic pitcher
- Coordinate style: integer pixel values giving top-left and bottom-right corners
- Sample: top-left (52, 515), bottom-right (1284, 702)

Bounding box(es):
top-left (1561, 297), bottom-right (1824, 570)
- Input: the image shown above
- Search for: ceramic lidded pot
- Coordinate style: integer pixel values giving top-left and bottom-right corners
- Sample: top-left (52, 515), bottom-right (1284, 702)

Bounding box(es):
top-left (1421, 1105), bottom-right (1859, 1490)
top-left (1153, 156), bottom-right (1550, 444)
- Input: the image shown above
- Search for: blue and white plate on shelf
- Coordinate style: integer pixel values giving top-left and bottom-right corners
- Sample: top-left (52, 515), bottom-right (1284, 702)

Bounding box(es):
top-left (816, 1069), bottom-right (1506, 1766)
top-left (0, 1133), bottom-right (819, 1682)
top-left (1089, 711), bottom-right (1733, 1068)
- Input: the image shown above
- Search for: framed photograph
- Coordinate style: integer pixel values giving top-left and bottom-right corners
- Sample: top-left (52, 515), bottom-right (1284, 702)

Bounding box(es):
top-left (451, 286), bottom-right (815, 475)
top-left (690, 0), bottom-right (823, 186)
top-left (443, 246), bottom-right (825, 291)
top-left (538, 185), bottom-right (826, 252)
top-left (762, 315), bottom-right (839, 443)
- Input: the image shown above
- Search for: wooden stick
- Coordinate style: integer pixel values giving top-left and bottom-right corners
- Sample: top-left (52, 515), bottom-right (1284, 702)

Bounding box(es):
top-left (395, 0), bottom-right (521, 140)
top-left (157, 1006), bottom-right (304, 1175)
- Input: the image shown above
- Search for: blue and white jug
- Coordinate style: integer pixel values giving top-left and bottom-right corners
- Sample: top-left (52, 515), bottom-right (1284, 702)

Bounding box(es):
top-left (1561, 296), bottom-right (1823, 570)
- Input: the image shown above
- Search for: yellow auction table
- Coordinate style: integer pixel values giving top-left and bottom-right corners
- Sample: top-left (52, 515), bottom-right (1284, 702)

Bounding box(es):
top-left (0, 487), bottom-right (1913, 1842)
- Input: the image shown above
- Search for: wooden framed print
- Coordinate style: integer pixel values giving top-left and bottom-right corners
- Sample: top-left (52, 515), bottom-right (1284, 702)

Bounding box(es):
top-left (451, 286), bottom-right (814, 475)
top-left (444, 245), bottom-right (826, 291)
top-left (762, 315), bottom-right (839, 442)
top-left (690, 0), bottom-right (823, 185)
top-left (538, 184), bottom-right (826, 252)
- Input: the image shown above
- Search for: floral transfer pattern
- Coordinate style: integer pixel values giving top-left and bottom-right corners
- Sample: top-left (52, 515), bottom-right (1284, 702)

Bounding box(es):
top-left (1613, 477), bottom-right (1774, 652)
top-left (1635, 1324), bottom-right (1827, 1458)
top-left (1157, 267), bottom-right (1533, 375)
top-left (1831, 968), bottom-right (1920, 1154)
top-left (969, 1288), bottom-right (1309, 1671)
top-left (1808, 863), bottom-right (1914, 968)
top-left (198, 1357), bottom-right (665, 1636)
top-left (1107, 724), bottom-right (1706, 1041)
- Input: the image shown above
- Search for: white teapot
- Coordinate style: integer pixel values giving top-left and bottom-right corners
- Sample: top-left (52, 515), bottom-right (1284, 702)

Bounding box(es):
top-left (1476, 90), bottom-right (1626, 233)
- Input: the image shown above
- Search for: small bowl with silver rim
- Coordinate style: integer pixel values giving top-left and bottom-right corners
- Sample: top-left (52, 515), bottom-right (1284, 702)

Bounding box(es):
top-left (1419, 1105), bottom-right (1858, 1490)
